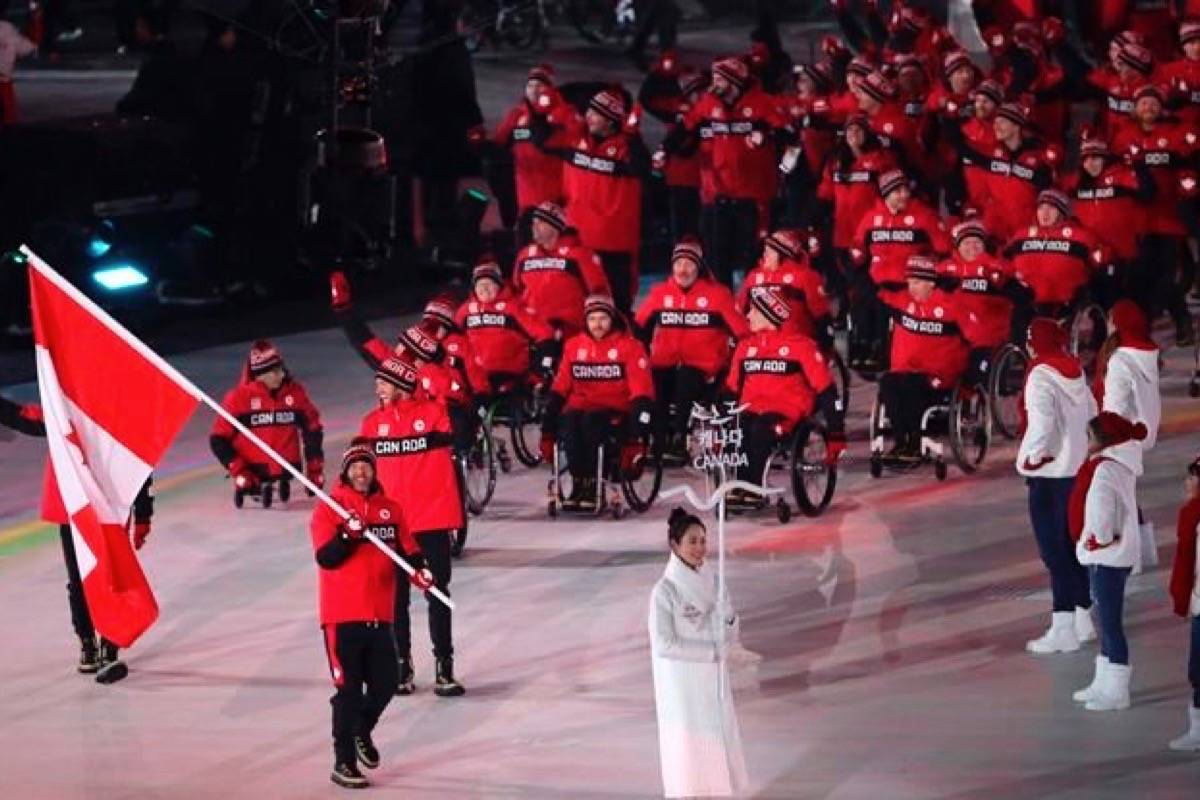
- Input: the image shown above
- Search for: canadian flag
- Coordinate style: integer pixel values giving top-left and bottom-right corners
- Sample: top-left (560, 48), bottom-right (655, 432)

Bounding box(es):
top-left (28, 251), bottom-right (199, 647)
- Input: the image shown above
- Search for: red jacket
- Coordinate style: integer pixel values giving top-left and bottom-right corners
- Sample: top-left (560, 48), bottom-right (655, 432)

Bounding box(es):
top-left (866, 103), bottom-right (923, 177)
top-left (956, 136), bottom-right (1057, 243)
top-left (634, 276), bottom-right (748, 379)
top-left (1064, 165), bottom-right (1149, 261)
top-left (679, 86), bottom-right (791, 205)
top-left (512, 234), bottom-right (611, 336)
top-left (1113, 120), bottom-right (1199, 237)
top-left (456, 288), bottom-right (554, 379)
top-left (736, 258), bottom-right (830, 340)
top-left (817, 148), bottom-right (897, 250)
top-left (1086, 67), bottom-right (1150, 142)
top-left (211, 377), bottom-right (322, 476)
top-left (551, 329), bottom-right (655, 413)
top-left (311, 482), bottom-right (417, 626)
top-left (938, 253), bottom-right (1019, 348)
top-left (494, 99), bottom-right (569, 212)
top-left (880, 288), bottom-right (971, 388)
top-left (1161, 57), bottom-right (1200, 130)
top-left (442, 330), bottom-right (488, 397)
top-left (785, 95), bottom-right (837, 177)
top-left (851, 198), bottom-right (950, 286)
top-left (559, 120), bottom-right (646, 255)
top-left (1005, 221), bottom-right (1104, 305)
top-left (361, 397), bottom-right (463, 534)
top-left (726, 330), bottom-right (833, 428)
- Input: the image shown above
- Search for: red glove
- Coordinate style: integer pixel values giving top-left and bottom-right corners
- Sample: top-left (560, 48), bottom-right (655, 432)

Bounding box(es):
top-left (1180, 172), bottom-right (1198, 198)
top-left (539, 432), bottom-right (556, 465)
top-left (623, 103), bottom-right (642, 134)
top-left (651, 148), bottom-right (667, 172)
top-left (131, 520), bottom-right (151, 550)
top-left (821, 34), bottom-right (846, 58)
top-left (621, 441), bottom-right (646, 478)
top-left (653, 49), bottom-right (678, 75)
top-left (534, 86), bottom-right (561, 115)
top-left (305, 457), bottom-right (325, 489)
top-left (1022, 455), bottom-right (1055, 471)
top-left (230, 459), bottom-right (260, 491)
top-left (825, 432), bottom-right (846, 466)
top-left (340, 513), bottom-right (365, 540)
top-left (410, 568), bottom-right (435, 591)
top-left (745, 130), bottom-right (765, 150)
top-left (330, 271), bottom-right (352, 313)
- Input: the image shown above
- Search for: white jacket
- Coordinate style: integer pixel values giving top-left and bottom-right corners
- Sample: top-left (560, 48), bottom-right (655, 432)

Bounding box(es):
top-left (1017, 364), bottom-right (1096, 478)
top-left (1075, 445), bottom-right (1141, 570)
top-left (1191, 519), bottom-right (1200, 618)
top-left (1102, 347), bottom-right (1160, 476)
top-left (0, 21), bottom-right (35, 80)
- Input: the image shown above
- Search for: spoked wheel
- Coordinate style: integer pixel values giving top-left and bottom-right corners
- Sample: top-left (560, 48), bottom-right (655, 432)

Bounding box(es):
top-left (509, 391), bottom-right (544, 468)
top-left (988, 343), bottom-right (1028, 440)
top-left (497, 1), bottom-right (542, 49)
top-left (1069, 303), bottom-right (1108, 375)
top-left (462, 422), bottom-right (498, 516)
top-left (451, 518), bottom-right (468, 558)
top-left (622, 435), bottom-right (663, 513)
top-left (261, 482), bottom-right (274, 509)
top-left (791, 422), bottom-right (837, 516)
top-left (569, 0), bottom-right (628, 43)
top-left (949, 388), bottom-right (991, 474)
top-left (278, 478), bottom-right (291, 503)
top-left (233, 488), bottom-right (245, 508)
top-left (460, 0), bottom-right (496, 52)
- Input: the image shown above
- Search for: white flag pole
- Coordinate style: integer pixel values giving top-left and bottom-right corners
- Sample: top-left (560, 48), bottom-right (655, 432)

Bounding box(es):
top-left (21, 246), bottom-right (455, 610)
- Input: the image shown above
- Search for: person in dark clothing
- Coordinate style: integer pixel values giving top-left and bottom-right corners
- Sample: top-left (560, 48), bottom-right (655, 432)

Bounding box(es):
top-left (0, 395), bottom-right (153, 684)
top-left (626, 0), bottom-right (679, 71)
top-left (115, 10), bottom-right (194, 122)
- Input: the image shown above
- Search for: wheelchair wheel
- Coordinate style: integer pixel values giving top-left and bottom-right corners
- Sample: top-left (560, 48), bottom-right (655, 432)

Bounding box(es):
top-left (261, 482), bottom-right (273, 509)
top-left (462, 422), bottom-right (498, 516)
top-left (278, 478), bottom-right (291, 503)
top-left (622, 436), bottom-right (663, 513)
top-left (233, 488), bottom-right (245, 508)
top-left (949, 389), bottom-right (990, 474)
top-left (509, 392), bottom-right (543, 468)
top-left (934, 460), bottom-right (948, 481)
top-left (1069, 303), bottom-right (1107, 374)
top-left (791, 422), bottom-right (837, 517)
top-left (830, 350), bottom-right (851, 416)
top-left (451, 520), bottom-right (468, 558)
top-left (988, 343), bottom-right (1028, 440)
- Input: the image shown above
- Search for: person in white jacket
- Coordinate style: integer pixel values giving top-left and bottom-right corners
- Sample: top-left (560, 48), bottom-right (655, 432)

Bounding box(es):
top-left (1167, 458), bottom-right (1200, 751)
top-left (0, 19), bottom-right (36, 126)
top-left (1072, 412), bottom-right (1147, 712)
top-left (1099, 301), bottom-right (1161, 478)
top-left (649, 508), bottom-right (748, 799)
top-left (1017, 318), bottom-right (1097, 655)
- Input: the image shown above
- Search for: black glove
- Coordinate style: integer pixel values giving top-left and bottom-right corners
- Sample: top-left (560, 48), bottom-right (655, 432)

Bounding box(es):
top-left (405, 550), bottom-right (428, 573)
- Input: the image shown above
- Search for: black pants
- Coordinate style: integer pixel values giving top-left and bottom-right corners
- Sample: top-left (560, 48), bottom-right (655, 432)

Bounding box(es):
top-left (1136, 235), bottom-right (1188, 325)
top-left (1188, 616), bottom-right (1200, 708)
top-left (322, 622), bottom-right (398, 764)
top-left (596, 250), bottom-right (635, 314)
top-left (878, 372), bottom-right (940, 440)
top-left (700, 198), bottom-right (759, 288)
top-left (963, 346), bottom-right (994, 390)
top-left (560, 409), bottom-right (625, 481)
top-left (630, 0), bottom-right (679, 51)
top-left (59, 524), bottom-right (96, 643)
top-left (516, 206), bottom-right (537, 248)
top-left (652, 366), bottom-right (711, 440)
top-left (848, 273), bottom-right (892, 365)
top-left (737, 412), bottom-right (785, 486)
top-left (394, 531), bottom-right (453, 660)
top-left (1027, 477), bottom-right (1091, 613)
top-left (667, 185), bottom-right (700, 244)
top-left (448, 402), bottom-right (475, 455)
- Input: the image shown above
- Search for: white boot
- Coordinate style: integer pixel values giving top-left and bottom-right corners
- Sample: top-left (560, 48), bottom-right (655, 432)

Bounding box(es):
top-left (1168, 706), bottom-right (1200, 751)
top-left (1072, 655), bottom-right (1109, 703)
top-left (1086, 662), bottom-right (1131, 711)
top-left (1074, 607), bottom-right (1096, 644)
top-left (1026, 612), bottom-right (1081, 654)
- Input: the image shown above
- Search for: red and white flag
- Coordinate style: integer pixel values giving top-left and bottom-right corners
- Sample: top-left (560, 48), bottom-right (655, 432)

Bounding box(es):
top-left (28, 252), bottom-right (199, 647)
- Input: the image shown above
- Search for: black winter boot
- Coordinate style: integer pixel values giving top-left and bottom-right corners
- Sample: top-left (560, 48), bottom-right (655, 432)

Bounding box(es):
top-left (331, 761), bottom-right (369, 789)
top-left (396, 654), bottom-right (414, 696)
top-left (95, 640), bottom-right (128, 684)
top-left (434, 657), bottom-right (465, 697)
top-left (77, 637), bottom-right (100, 674)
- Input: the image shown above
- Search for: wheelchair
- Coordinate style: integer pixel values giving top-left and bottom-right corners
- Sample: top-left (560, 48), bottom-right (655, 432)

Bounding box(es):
top-left (985, 342), bottom-right (1029, 441)
top-left (458, 418), bottom-right (497, 517)
top-left (232, 467), bottom-right (292, 509)
top-left (546, 430), bottom-right (663, 519)
top-left (689, 403), bottom-right (837, 523)
top-left (1065, 301), bottom-right (1108, 375)
top-left (868, 381), bottom-right (991, 480)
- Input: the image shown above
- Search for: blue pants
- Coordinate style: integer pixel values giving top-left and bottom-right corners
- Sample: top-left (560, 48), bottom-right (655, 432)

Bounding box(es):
top-left (1027, 477), bottom-right (1092, 612)
top-left (1189, 616), bottom-right (1200, 708)
top-left (1090, 565), bottom-right (1132, 665)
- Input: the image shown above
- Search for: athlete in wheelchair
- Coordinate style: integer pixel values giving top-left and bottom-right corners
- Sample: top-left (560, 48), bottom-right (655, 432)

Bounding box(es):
top-left (723, 286), bottom-right (846, 517)
top-left (539, 294), bottom-right (662, 517)
top-left (870, 255), bottom-right (990, 479)
top-left (634, 238), bottom-right (748, 466)
top-left (938, 217), bottom-right (1033, 440)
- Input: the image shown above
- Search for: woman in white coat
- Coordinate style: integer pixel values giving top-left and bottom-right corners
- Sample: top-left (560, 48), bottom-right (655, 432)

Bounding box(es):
top-left (1069, 412), bottom-right (1147, 712)
top-left (1167, 458), bottom-right (1200, 751)
top-left (649, 508), bottom-right (748, 799)
top-left (1099, 300), bottom-right (1161, 477)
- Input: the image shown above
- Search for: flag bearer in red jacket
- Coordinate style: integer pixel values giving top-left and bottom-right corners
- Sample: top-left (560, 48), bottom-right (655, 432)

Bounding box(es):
top-left (311, 439), bottom-right (434, 789)
top-left (360, 356), bottom-right (466, 698)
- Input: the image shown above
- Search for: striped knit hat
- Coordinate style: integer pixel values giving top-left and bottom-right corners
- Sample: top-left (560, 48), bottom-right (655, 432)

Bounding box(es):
top-left (528, 63), bottom-right (555, 85)
top-left (749, 285), bottom-right (790, 327)
top-left (1181, 19), bottom-right (1200, 45)
top-left (796, 61), bottom-right (835, 93)
top-left (532, 201), bottom-right (567, 233)
top-left (1133, 83), bottom-right (1166, 105)
top-left (995, 102), bottom-right (1029, 128)
top-left (1037, 188), bottom-right (1072, 218)
top-left (589, 89), bottom-right (626, 126)
top-left (973, 79), bottom-right (1004, 106)
top-left (942, 50), bottom-right (975, 80)
top-left (1080, 138), bottom-right (1110, 159)
top-left (584, 293), bottom-right (617, 320)
top-left (860, 71), bottom-right (897, 103)
top-left (671, 238), bottom-right (707, 274)
top-left (952, 219), bottom-right (987, 248)
top-left (764, 229), bottom-right (803, 262)
top-left (712, 56), bottom-right (750, 91)
top-left (340, 436), bottom-right (376, 480)
top-left (375, 355), bottom-right (418, 393)
top-left (248, 340), bottom-right (283, 377)
top-left (423, 294), bottom-right (457, 329)
top-left (1117, 43), bottom-right (1154, 76)
top-left (398, 324), bottom-right (441, 363)
top-left (847, 55), bottom-right (875, 79)
top-left (472, 258), bottom-right (503, 286)
top-left (878, 169), bottom-right (909, 198)
top-left (905, 254), bottom-right (938, 281)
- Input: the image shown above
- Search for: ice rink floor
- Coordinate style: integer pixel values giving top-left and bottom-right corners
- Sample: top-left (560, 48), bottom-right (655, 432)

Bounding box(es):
top-left (3, 316), bottom-right (1200, 799)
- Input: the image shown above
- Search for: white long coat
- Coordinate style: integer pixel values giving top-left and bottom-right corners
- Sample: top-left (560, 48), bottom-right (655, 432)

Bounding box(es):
top-left (649, 554), bottom-right (748, 799)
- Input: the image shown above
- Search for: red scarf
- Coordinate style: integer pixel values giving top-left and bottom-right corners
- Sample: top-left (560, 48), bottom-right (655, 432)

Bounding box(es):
top-left (1170, 497), bottom-right (1200, 617)
top-left (1068, 455), bottom-right (1110, 544)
